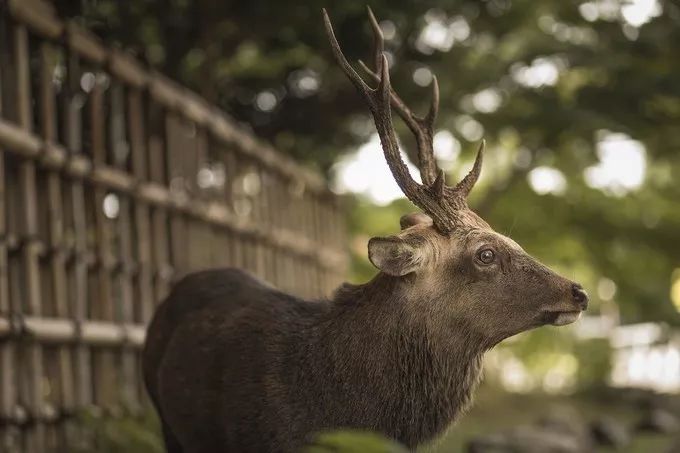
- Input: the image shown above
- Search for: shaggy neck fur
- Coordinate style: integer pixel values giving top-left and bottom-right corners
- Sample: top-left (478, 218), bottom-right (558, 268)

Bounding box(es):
top-left (305, 273), bottom-right (492, 448)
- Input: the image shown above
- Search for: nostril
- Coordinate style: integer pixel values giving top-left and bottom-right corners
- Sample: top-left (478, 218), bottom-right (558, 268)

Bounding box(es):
top-left (571, 283), bottom-right (589, 309)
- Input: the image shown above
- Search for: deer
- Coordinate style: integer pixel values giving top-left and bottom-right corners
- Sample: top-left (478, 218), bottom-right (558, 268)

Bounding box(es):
top-left (142, 7), bottom-right (589, 453)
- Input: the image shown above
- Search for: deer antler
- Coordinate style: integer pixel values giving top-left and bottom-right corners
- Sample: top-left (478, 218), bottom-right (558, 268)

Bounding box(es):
top-left (323, 7), bottom-right (485, 233)
top-left (358, 7), bottom-right (440, 187)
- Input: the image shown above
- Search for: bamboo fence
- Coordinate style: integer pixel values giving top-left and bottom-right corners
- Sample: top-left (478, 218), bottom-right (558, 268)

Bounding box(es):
top-left (0, 1), bottom-right (347, 451)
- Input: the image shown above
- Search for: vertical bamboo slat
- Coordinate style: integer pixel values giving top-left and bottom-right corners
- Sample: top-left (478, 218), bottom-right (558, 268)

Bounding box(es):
top-left (166, 114), bottom-right (187, 279)
top-left (118, 194), bottom-right (137, 409)
top-left (127, 89), bottom-right (153, 323)
top-left (113, 84), bottom-right (137, 411)
top-left (147, 104), bottom-right (172, 303)
top-left (13, 22), bottom-right (46, 453)
top-left (89, 70), bottom-right (117, 412)
top-left (39, 40), bottom-right (75, 448)
top-left (0, 9), bottom-right (17, 452)
top-left (62, 42), bottom-right (94, 420)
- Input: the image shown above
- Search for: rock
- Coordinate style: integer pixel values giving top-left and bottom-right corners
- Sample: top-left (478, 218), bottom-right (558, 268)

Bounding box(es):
top-left (467, 433), bottom-right (514, 453)
top-left (590, 416), bottom-right (631, 448)
top-left (511, 425), bottom-right (587, 453)
top-left (665, 436), bottom-right (680, 453)
top-left (536, 407), bottom-right (593, 449)
top-left (637, 408), bottom-right (680, 434)
top-left (467, 424), bottom-right (587, 453)
top-left (613, 388), bottom-right (680, 414)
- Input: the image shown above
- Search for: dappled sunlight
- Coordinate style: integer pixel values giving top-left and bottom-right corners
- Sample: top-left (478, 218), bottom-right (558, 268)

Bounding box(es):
top-left (622, 0), bottom-right (663, 26)
top-left (331, 134), bottom-right (421, 205)
top-left (673, 270), bottom-right (680, 312)
top-left (495, 354), bottom-right (536, 393)
top-left (584, 132), bottom-right (646, 196)
top-left (579, 0), bottom-right (662, 26)
top-left (489, 320), bottom-right (680, 395)
top-left (454, 115), bottom-right (485, 142)
top-left (412, 66), bottom-right (434, 87)
top-left (487, 348), bottom-right (579, 394)
top-left (511, 56), bottom-right (566, 88)
top-left (287, 69), bottom-right (320, 98)
top-left (538, 15), bottom-right (599, 45)
top-left (597, 277), bottom-right (618, 301)
top-left (612, 343), bottom-right (680, 392)
top-left (433, 130), bottom-right (461, 170)
top-left (415, 10), bottom-right (470, 54)
top-left (527, 166), bottom-right (567, 195)
top-left (332, 131), bottom-right (468, 204)
top-left (254, 90), bottom-right (277, 112)
top-left (471, 88), bottom-right (503, 113)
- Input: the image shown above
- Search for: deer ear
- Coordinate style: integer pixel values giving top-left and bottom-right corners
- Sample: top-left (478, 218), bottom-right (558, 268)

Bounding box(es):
top-left (368, 235), bottom-right (427, 276)
top-left (400, 212), bottom-right (433, 230)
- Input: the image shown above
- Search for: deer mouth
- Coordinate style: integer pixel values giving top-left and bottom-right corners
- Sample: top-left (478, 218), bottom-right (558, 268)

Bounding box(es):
top-left (542, 310), bottom-right (582, 326)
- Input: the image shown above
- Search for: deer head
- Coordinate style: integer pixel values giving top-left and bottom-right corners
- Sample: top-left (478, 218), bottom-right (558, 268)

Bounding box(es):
top-left (324, 8), bottom-right (588, 341)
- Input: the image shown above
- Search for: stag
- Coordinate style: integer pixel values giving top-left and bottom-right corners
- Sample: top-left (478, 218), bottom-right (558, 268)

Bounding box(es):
top-left (143, 8), bottom-right (588, 452)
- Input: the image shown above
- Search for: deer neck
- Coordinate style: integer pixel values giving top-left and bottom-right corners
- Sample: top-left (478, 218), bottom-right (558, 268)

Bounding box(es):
top-left (319, 273), bottom-right (489, 445)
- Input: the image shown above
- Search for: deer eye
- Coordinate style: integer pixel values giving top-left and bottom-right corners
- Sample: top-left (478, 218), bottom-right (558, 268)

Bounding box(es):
top-left (477, 249), bottom-right (495, 265)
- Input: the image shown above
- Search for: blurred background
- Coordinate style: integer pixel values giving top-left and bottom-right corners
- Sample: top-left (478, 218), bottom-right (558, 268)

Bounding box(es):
top-left (18, 0), bottom-right (680, 451)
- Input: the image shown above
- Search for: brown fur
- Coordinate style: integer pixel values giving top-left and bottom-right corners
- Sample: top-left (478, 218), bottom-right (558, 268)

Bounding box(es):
top-left (143, 210), bottom-right (588, 452)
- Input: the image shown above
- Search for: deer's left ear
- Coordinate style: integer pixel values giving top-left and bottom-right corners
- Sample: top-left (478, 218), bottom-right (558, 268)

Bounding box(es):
top-left (368, 235), bottom-right (428, 276)
top-left (399, 212), bottom-right (433, 230)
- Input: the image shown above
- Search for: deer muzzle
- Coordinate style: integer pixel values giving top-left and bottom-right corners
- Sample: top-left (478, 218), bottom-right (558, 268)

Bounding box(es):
top-left (544, 283), bottom-right (589, 326)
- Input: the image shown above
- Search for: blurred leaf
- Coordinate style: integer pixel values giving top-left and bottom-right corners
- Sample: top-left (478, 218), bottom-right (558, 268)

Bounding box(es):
top-left (306, 430), bottom-right (409, 453)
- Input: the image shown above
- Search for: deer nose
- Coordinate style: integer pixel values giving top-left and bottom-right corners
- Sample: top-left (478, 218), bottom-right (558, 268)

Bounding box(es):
top-left (571, 283), bottom-right (588, 310)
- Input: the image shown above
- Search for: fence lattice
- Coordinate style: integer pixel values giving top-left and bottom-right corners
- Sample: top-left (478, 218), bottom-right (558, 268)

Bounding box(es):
top-left (0, 1), bottom-right (347, 451)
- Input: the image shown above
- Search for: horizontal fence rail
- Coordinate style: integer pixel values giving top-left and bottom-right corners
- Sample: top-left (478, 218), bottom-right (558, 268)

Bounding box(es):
top-left (0, 0), bottom-right (348, 451)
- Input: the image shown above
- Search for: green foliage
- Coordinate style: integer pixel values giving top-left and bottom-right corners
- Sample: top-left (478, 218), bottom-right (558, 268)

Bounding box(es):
top-left (71, 408), bottom-right (163, 453)
top-left (573, 338), bottom-right (613, 391)
top-left (306, 430), bottom-right (409, 453)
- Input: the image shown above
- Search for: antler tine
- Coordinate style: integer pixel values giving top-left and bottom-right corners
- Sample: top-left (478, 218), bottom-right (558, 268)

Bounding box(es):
top-left (323, 9), bottom-right (423, 202)
top-left (357, 10), bottom-right (440, 187)
top-left (421, 76), bottom-right (440, 184)
top-left (373, 54), bottom-right (426, 200)
top-left (322, 9), bottom-right (373, 103)
top-left (452, 140), bottom-right (485, 198)
top-left (425, 75), bottom-right (440, 125)
top-left (358, 60), bottom-right (422, 134)
top-left (366, 6), bottom-right (384, 78)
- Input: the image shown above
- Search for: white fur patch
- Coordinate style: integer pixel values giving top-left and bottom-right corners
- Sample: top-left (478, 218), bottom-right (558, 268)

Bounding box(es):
top-left (552, 311), bottom-right (581, 326)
